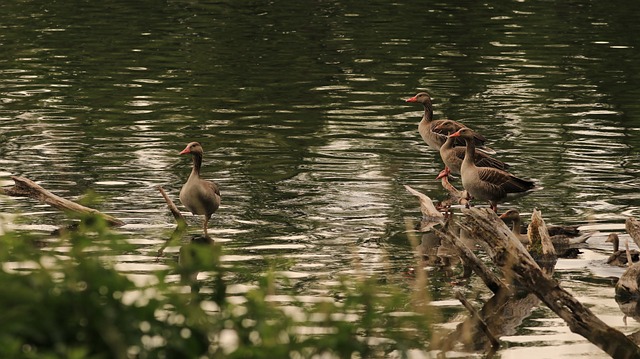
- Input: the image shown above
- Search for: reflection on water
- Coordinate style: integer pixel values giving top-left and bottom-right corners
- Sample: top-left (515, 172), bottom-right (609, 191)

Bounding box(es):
top-left (2, 0), bottom-right (640, 357)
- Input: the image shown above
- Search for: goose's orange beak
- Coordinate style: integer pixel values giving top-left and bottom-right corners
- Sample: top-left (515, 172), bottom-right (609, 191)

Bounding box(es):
top-left (179, 146), bottom-right (191, 155)
top-left (405, 96), bottom-right (418, 103)
top-left (449, 129), bottom-right (463, 138)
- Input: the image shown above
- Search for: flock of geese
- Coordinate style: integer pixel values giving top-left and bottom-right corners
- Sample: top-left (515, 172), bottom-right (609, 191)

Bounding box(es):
top-left (402, 91), bottom-right (640, 278)
top-left (404, 92), bottom-right (536, 212)
top-left (174, 92), bottom-right (638, 287)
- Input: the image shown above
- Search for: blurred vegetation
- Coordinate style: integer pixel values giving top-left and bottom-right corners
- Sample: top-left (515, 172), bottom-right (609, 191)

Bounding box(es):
top-left (0, 214), bottom-right (435, 359)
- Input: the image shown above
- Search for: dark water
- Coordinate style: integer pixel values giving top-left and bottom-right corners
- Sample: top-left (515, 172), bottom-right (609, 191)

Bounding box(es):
top-left (2, 1), bottom-right (640, 357)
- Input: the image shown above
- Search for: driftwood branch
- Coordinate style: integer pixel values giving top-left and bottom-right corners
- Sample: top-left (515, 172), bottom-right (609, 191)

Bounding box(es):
top-left (157, 186), bottom-right (185, 223)
top-left (156, 186), bottom-right (188, 258)
top-left (463, 207), bottom-right (640, 359)
top-left (0, 176), bottom-right (124, 227)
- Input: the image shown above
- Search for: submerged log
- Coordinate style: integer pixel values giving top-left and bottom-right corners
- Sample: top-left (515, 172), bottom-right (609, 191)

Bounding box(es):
top-left (462, 208), bottom-right (640, 359)
top-left (0, 176), bottom-right (124, 227)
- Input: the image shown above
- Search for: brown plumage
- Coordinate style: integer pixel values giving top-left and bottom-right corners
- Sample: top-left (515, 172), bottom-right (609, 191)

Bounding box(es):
top-left (498, 209), bottom-right (530, 245)
top-left (449, 128), bottom-right (535, 211)
top-left (179, 142), bottom-right (221, 238)
top-left (435, 122), bottom-right (509, 175)
top-left (607, 233), bottom-right (640, 267)
top-left (405, 92), bottom-right (493, 153)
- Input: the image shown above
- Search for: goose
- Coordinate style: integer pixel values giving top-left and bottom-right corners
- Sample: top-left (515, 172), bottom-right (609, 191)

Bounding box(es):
top-left (449, 128), bottom-right (536, 211)
top-left (179, 142), bottom-right (221, 238)
top-left (434, 121), bottom-right (509, 175)
top-left (405, 92), bottom-right (493, 153)
top-left (607, 233), bottom-right (640, 267)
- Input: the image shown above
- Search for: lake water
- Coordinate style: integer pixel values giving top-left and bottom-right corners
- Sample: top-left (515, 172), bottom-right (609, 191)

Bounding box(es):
top-left (2, 1), bottom-right (640, 357)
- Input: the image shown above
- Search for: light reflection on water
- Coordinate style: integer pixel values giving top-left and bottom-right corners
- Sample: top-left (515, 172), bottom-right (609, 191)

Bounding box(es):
top-left (2, 0), bottom-right (640, 357)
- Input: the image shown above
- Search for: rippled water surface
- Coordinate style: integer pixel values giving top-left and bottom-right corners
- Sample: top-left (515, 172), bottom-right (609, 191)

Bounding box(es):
top-left (2, 1), bottom-right (640, 357)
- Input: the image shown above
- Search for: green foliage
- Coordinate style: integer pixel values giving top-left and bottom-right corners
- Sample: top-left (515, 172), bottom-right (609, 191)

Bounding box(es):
top-left (0, 216), bottom-right (435, 358)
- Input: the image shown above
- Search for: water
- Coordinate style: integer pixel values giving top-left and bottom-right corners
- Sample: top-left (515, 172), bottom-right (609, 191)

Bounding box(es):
top-left (2, 0), bottom-right (640, 357)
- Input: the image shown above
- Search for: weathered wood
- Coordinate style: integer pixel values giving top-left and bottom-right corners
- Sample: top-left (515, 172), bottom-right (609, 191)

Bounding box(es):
top-left (439, 211), bottom-right (556, 354)
top-left (526, 209), bottom-right (557, 265)
top-left (0, 176), bottom-right (124, 227)
top-left (614, 239), bottom-right (640, 300)
top-left (437, 224), bottom-right (507, 294)
top-left (404, 185), bottom-right (444, 232)
top-left (626, 217), bottom-right (640, 248)
top-left (157, 186), bottom-right (185, 223)
top-left (463, 207), bottom-right (640, 359)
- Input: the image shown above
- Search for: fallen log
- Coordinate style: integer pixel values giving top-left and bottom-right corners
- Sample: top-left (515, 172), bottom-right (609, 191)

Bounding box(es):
top-left (437, 210), bottom-right (556, 353)
top-left (0, 176), bottom-right (125, 227)
top-left (463, 207), bottom-right (640, 359)
top-left (437, 223), bottom-right (507, 294)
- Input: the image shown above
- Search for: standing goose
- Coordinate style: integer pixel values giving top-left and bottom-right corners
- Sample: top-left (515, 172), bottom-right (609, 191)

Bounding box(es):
top-left (449, 128), bottom-right (535, 211)
top-left (434, 122), bottom-right (509, 175)
top-left (405, 92), bottom-right (493, 153)
top-left (179, 142), bottom-right (221, 238)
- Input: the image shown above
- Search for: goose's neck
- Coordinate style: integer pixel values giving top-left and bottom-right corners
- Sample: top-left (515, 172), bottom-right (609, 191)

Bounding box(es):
top-left (442, 136), bottom-right (455, 150)
top-left (612, 237), bottom-right (619, 252)
top-left (463, 138), bottom-right (476, 166)
top-left (422, 102), bottom-right (433, 123)
top-left (191, 153), bottom-right (203, 178)
top-left (511, 216), bottom-right (522, 235)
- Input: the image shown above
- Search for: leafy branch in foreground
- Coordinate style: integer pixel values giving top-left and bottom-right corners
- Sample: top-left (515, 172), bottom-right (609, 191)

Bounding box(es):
top-left (0, 214), bottom-right (435, 359)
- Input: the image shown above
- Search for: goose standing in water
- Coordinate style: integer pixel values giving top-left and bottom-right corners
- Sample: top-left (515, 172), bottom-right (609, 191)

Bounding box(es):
top-left (405, 92), bottom-right (493, 153)
top-left (179, 142), bottom-right (221, 238)
top-left (448, 128), bottom-right (536, 211)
